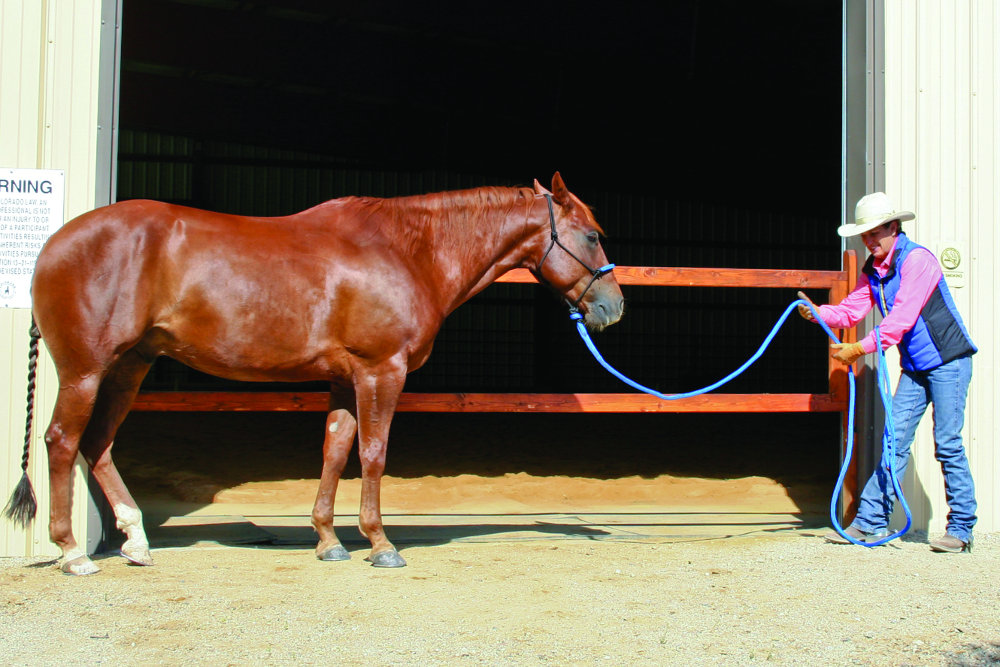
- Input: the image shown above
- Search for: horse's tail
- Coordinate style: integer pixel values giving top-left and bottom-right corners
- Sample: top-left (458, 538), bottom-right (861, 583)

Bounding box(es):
top-left (3, 319), bottom-right (40, 527)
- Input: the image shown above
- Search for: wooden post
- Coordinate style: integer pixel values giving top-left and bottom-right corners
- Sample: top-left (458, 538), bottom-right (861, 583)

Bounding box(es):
top-left (831, 250), bottom-right (860, 520)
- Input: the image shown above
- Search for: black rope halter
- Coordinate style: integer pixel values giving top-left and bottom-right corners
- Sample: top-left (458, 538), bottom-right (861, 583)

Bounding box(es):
top-left (537, 194), bottom-right (615, 313)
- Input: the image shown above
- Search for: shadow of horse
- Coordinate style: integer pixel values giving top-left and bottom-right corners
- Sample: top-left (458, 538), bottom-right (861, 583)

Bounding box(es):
top-left (116, 506), bottom-right (828, 556)
top-left (135, 514), bottom-right (613, 552)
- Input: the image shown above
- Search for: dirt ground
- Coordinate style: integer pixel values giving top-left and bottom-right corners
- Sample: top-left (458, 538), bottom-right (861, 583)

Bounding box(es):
top-left (3, 411), bottom-right (998, 665)
top-left (4, 531), bottom-right (999, 665)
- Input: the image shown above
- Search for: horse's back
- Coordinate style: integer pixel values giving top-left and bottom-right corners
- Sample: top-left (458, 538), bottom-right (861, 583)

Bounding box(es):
top-left (38, 199), bottom-right (195, 273)
top-left (35, 198), bottom-right (333, 298)
top-left (35, 199), bottom-right (200, 301)
top-left (32, 198), bottom-right (430, 381)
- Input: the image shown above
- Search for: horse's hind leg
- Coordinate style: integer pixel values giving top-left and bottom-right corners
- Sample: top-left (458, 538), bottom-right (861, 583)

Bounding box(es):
top-left (78, 350), bottom-right (155, 567)
top-left (312, 402), bottom-right (358, 561)
top-left (45, 378), bottom-right (103, 575)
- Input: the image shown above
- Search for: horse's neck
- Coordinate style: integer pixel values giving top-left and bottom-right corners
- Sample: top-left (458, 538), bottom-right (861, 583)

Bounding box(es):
top-left (391, 191), bottom-right (541, 316)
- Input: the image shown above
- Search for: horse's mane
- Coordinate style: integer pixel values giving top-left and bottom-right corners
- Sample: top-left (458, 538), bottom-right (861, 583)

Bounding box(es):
top-left (354, 185), bottom-right (538, 258)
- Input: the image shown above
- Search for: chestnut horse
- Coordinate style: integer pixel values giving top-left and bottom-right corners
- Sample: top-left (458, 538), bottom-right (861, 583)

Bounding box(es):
top-left (4, 173), bottom-right (623, 574)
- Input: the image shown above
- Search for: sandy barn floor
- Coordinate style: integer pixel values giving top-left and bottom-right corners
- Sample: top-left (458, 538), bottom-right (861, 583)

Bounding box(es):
top-left (108, 411), bottom-right (840, 531)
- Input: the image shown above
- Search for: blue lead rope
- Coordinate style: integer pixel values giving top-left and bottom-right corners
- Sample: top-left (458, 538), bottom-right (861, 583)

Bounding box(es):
top-left (568, 299), bottom-right (911, 547)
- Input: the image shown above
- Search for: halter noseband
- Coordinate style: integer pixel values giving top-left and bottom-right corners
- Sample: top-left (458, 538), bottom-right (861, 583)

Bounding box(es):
top-left (537, 194), bottom-right (616, 313)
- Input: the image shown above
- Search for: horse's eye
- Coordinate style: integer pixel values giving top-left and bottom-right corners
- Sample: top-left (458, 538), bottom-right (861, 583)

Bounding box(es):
top-left (586, 231), bottom-right (599, 245)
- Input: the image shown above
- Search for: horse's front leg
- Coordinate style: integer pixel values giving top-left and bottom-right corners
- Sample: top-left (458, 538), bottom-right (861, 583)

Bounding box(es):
top-left (312, 406), bottom-right (357, 561)
top-left (352, 360), bottom-right (407, 568)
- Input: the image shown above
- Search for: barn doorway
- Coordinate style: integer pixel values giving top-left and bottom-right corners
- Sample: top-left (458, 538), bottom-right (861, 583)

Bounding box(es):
top-left (110, 0), bottom-right (845, 539)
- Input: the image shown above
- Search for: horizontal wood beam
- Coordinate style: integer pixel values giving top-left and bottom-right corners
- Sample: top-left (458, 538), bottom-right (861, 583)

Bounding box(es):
top-left (129, 262), bottom-right (856, 418)
top-left (131, 391), bottom-right (846, 413)
top-left (495, 266), bottom-right (848, 289)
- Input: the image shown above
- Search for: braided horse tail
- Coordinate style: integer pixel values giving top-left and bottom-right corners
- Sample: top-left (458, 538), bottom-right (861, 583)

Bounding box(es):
top-left (3, 320), bottom-right (40, 527)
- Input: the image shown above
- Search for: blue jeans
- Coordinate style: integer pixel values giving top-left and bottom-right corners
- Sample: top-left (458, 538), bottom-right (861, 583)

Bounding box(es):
top-left (851, 354), bottom-right (976, 542)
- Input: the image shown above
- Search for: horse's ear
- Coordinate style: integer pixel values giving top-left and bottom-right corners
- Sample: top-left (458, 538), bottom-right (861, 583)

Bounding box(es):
top-left (551, 172), bottom-right (570, 206)
top-left (533, 179), bottom-right (552, 196)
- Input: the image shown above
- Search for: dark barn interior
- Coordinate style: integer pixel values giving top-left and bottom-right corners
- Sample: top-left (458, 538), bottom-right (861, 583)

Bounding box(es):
top-left (113, 0), bottom-right (845, 513)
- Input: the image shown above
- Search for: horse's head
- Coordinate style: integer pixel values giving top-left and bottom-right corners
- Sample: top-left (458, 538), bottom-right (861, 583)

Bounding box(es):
top-left (530, 173), bottom-right (625, 331)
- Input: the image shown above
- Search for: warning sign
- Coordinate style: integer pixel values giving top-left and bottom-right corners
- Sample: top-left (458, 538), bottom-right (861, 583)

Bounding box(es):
top-left (0, 168), bottom-right (65, 308)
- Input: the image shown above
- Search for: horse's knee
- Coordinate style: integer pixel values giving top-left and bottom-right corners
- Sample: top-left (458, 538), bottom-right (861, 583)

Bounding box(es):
top-left (358, 440), bottom-right (387, 471)
top-left (359, 448), bottom-right (385, 481)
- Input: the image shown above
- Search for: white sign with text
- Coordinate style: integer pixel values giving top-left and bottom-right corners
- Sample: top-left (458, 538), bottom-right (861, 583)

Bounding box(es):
top-left (937, 240), bottom-right (967, 290)
top-left (0, 168), bottom-right (65, 308)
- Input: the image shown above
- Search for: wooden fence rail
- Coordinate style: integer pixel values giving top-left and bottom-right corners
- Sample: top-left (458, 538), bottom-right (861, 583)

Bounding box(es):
top-left (132, 251), bottom-right (859, 415)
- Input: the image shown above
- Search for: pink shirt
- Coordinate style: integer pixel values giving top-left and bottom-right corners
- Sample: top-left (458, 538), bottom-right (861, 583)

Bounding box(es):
top-left (818, 236), bottom-right (943, 354)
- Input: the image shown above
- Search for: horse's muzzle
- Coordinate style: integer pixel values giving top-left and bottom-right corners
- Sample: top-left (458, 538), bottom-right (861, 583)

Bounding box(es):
top-left (585, 294), bottom-right (625, 331)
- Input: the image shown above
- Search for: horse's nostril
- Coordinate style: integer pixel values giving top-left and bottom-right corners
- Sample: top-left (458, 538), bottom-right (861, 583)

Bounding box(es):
top-left (607, 298), bottom-right (624, 323)
top-left (592, 298), bottom-right (625, 326)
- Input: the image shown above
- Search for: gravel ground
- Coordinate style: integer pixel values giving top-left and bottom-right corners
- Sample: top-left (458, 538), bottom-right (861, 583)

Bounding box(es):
top-left (3, 528), bottom-right (999, 666)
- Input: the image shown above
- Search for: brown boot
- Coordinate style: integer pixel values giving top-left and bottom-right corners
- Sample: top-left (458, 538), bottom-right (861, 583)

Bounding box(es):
top-left (929, 534), bottom-right (972, 553)
top-left (823, 526), bottom-right (888, 545)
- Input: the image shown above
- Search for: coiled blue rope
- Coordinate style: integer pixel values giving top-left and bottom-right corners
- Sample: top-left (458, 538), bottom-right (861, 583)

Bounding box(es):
top-left (569, 299), bottom-right (911, 547)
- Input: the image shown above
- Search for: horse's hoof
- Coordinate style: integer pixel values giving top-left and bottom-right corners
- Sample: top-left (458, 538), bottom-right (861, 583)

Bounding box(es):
top-left (61, 555), bottom-right (100, 576)
top-left (121, 544), bottom-right (154, 567)
top-left (317, 545), bottom-right (351, 561)
top-left (366, 550), bottom-right (406, 568)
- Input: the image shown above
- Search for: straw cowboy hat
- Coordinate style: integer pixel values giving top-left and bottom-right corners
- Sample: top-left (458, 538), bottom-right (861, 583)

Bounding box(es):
top-left (837, 192), bottom-right (915, 237)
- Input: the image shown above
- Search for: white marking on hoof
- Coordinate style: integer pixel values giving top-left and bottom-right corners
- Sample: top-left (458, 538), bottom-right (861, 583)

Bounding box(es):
top-left (329, 421), bottom-right (339, 433)
top-left (114, 503), bottom-right (150, 564)
top-left (121, 540), bottom-right (154, 566)
top-left (61, 552), bottom-right (100, 576)
top-left (63, 547), bottom-right (86, 562)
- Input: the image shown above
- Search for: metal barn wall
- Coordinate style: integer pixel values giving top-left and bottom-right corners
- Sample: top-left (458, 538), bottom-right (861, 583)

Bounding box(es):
top-left (0, 0), bottom-right (105, 557)
top-left (883, 0), bottom-right (999, 534)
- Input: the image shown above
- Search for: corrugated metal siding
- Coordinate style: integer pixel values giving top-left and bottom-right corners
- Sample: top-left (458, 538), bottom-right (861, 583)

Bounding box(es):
top-left (118, 133), bottom-right (516, 213)
top-left (884, 0), bottom-right (998, 534)
top-left (1, 0), bottom-right (103, 557)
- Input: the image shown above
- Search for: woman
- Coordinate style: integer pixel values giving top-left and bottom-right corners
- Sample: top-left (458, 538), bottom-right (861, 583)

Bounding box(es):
top-left (800, 192), bottom-right (977, 553)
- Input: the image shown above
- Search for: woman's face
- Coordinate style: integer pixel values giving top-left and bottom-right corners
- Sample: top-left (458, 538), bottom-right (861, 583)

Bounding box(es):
top-left (860, 221), bottom-right (898, 261)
